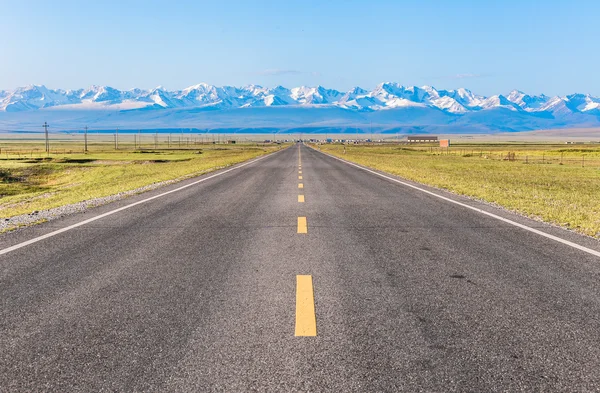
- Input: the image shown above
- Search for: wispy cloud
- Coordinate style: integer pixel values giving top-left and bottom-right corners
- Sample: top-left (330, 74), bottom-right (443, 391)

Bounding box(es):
top-left (430, 73), bottom-right (491, 80)
top-left (258, 69), bottom-right (303, 76)
top-left (451, 73), bottom-right (489, 79)
top-left (257, 69), bottom-right (322, 77)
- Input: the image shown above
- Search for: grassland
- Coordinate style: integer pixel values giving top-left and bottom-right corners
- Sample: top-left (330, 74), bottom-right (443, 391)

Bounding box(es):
top-left (0, 139), bottom-right (283, 219)
top-left (317, 143), bottom-right (600, 238)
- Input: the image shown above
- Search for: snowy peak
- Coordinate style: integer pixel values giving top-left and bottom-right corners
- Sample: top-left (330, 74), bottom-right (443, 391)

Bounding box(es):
top-left (440, 88), bottom-right (483, 108)
top-left (430, 96), bottom-right (467, 113)
top-left (81, 86), bottom-right (123, 102)
top-left (507, 89), bottom-right (526, 102)
top-left (338, 86), bottom-right (368, 104)
top-left (371, 82), bottom-right (405, 100)
top-left (480, 95), bottom-right (521, 111)
top-left (148, 88), bottom-right (177, 108)
top-left (290, 85), bottom-right (342, 105)
top-left (565, 93), bottom-right (600, 113)
top-left (176, 83), bottom-right (219, 105)
top-left (0, 84), bottom-right (77, 111)
top-left (506, 89), bottom-right (550, 111)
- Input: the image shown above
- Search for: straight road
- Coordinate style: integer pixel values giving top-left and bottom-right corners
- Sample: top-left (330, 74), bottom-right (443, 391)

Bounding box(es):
top-left (2, 143), bottom-right (600, 391)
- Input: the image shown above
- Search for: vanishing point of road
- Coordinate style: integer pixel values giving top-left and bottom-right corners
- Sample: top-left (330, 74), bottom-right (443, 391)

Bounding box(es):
top-left (2, 143), bottom-right (600, 391)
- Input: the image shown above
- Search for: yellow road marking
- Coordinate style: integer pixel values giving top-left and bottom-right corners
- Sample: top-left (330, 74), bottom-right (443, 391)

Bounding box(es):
top-left (297, 217), bottom-right (307, 233)
top-left (299, 175), bottom-right (303, 180)
top-left (295, 275), bottom-right (317, 336)
top-left (298, 195), bottom-right (305, 203)
top-left (298, 183), bottom-right (304, 189)
top-left (299, 170), bottom-right (302, 174)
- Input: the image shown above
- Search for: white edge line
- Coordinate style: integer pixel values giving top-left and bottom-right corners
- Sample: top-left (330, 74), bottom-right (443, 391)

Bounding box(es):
top-left (0, 151), bottom-right (276, 256)
top-left (313, 147), bottom-right (600, 259)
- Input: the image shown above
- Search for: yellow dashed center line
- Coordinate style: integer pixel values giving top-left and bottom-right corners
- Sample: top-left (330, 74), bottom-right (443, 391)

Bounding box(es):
top-left (295, 275), bottom-right (317, 336)
top-left (294, 147), bottom-right (315, 336)
top-left (297, 217), bottom-right (307, 233)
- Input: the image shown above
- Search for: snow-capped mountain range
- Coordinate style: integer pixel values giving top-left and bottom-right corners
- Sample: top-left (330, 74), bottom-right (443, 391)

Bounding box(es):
top-left (1, 83), bottom-right (599, 133)
top-left (2, 82), bottom-right (599, 114)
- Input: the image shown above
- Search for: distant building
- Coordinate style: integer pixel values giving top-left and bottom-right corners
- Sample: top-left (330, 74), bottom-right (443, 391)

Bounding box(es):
top-left (407, 136), bottom-right (438, 143)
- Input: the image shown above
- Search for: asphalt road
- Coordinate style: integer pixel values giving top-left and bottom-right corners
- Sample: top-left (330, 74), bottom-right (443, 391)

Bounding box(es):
top-left (2, 143), bottom-right (600, 392)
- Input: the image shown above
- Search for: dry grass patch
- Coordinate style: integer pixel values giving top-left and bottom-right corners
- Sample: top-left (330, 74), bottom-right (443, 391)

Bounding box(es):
top-left (1, 144), bottom-right (285, 218)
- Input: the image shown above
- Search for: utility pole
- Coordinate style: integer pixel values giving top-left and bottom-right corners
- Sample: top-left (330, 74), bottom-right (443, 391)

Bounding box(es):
top-left (43, 122), bottom-right (50, 154)
top-left (84, 126), bottom-right (88, 152)
top-left (115, 128), bottom-right (119, 150)
top-left (154, 132), bottom-right (158, 149)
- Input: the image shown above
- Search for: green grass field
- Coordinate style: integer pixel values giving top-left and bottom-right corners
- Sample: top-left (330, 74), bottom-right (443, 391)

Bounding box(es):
top-left (317, 143), bottom-right (600, 238)
top-left (0, 141), bottom-right (283, 219)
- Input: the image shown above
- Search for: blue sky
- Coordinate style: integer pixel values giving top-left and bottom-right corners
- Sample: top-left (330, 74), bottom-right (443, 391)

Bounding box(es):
top-left (1, 0), bottom-right (598, 96)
